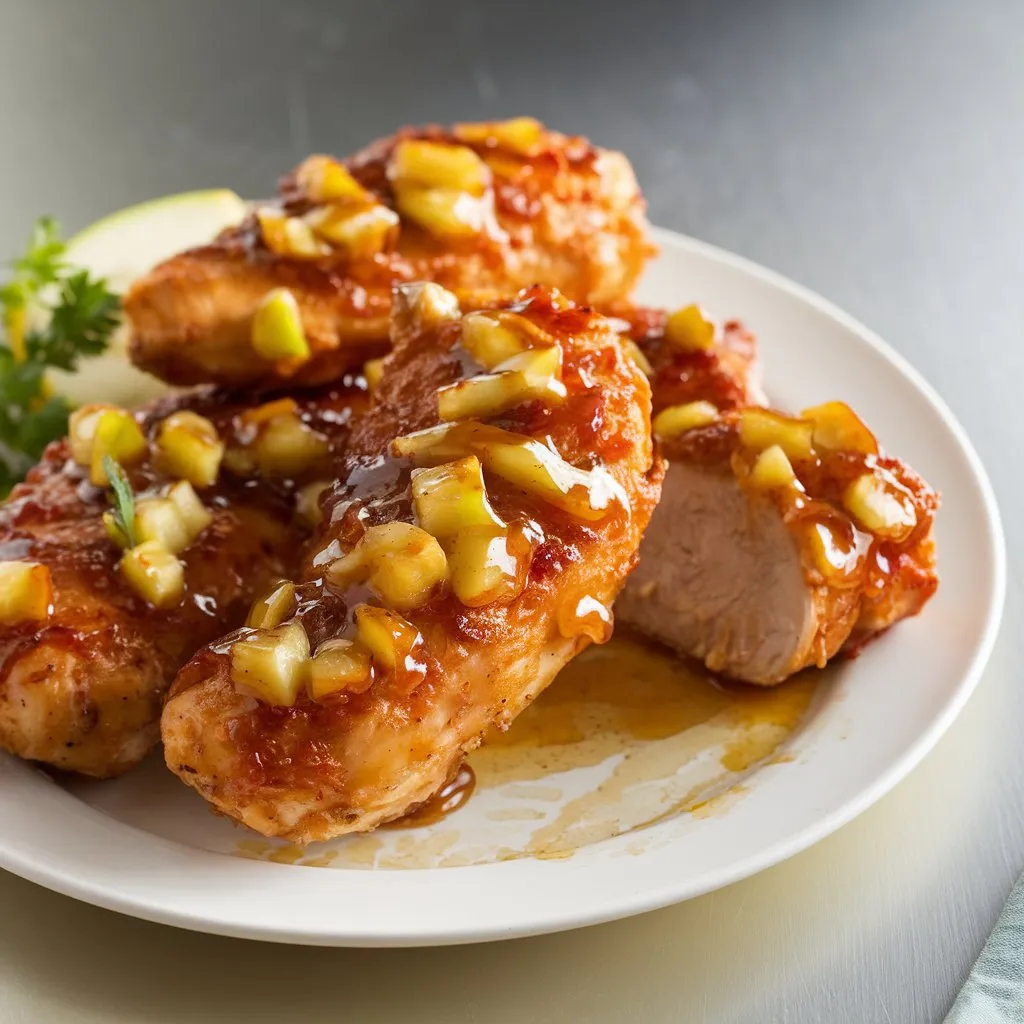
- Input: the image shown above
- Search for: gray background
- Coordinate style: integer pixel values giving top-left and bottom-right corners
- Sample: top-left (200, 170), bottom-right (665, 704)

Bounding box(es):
top-left (1, 1), bottom-right (1020, 1021)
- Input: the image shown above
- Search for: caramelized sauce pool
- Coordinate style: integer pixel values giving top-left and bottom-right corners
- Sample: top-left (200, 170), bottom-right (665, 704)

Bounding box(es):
top-left (384, 628), bottom-right (817, 830)
top-left (482, 628), bottom-right (816, 768)
top-left (383, 764), bottom-right (476, 829)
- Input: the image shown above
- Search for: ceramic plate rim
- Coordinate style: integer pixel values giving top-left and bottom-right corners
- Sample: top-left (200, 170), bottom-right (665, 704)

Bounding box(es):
top-left (0, 227), bottom-right (1005, 946)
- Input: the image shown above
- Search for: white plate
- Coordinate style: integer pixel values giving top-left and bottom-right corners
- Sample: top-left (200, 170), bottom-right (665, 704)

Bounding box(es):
top-left (0, 228), bottom-right (1004, 946)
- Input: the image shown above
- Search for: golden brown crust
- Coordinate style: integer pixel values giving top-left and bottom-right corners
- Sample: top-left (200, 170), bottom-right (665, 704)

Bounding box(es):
top-left (0, 385), bottom-right (366, 777)
top-left (162, 286), bottom-right (661, 842)
top-left (125, 122), bottom-right (655, 388)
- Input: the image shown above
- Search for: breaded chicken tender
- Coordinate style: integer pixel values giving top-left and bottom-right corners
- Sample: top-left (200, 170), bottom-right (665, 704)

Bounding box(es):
top-left (0, 385), bottom-right (365, 777)
top-left (161, 283), bottom-right (661, 841)
top-left (124, 118), bottom-right (654, 388)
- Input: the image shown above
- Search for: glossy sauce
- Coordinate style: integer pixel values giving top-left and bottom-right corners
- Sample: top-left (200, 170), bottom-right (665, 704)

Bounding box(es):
top-left (384, 763), bottom-right (477, 830)
top-left (321, 630), bottom-right (820, 844)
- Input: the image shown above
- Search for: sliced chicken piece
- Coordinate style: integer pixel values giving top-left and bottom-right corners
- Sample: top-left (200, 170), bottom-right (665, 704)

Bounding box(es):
top-left (162, 283), bottom-right (661, 842)
top-left (617, 403), bottom-right (938, 684)
top-left (0, 384), bottom-right (366, 777)
top-left (125, 118), bottom-right (655, 389)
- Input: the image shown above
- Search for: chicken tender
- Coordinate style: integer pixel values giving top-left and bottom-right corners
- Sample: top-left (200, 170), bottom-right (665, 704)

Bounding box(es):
top-left (0, 385), bottom-right (365, 777)
top-left (125, 119), bottom-right (655, 389)
top-left (617, 402), bottom-right (938, 684)
top-left (161, 283), bottom-right (661, 842)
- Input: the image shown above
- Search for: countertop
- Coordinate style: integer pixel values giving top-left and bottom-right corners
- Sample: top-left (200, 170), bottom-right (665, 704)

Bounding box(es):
top-left (1, 0), bottom-right (1021, 1020)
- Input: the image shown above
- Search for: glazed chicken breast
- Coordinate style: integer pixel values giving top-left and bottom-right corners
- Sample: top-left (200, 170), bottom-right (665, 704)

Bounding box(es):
top-left (617, 401), bottom-right (938, 684)
top-left (125, 118), bottom-right (654, 389)
top-left (161, 282), bottom-right (661, 842)
top-left (0, 384), bottom-right (365, 777)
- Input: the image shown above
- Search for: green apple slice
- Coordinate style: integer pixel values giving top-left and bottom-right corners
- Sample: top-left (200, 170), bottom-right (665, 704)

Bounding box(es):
top-left (47, 189), bottom-right (249, 407)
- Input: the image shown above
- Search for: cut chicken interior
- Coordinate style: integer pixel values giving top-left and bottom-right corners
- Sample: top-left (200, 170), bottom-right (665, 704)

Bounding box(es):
top-left (617, 401), bottom-right (938, 684)
top-left (0, 384), bottom-right (366, 777)
top-left (125, 118), bottom-right (655, 389)
top-left (161, 282), bottom-right (661, 842)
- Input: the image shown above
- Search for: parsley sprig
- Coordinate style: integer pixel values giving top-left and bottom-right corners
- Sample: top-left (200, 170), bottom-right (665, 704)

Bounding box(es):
top-left (0, 217), bottom-right (120, 495)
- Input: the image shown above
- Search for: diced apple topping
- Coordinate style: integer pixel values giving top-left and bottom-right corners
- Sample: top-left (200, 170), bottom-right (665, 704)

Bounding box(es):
top-left (481, 435), bottom-right (627, 522)
top-left (119, 541), bottom-right (184, 609)
top-left (295, 479), bottom-right (331, 528)
top-left (107, 481), bottom-right (211, 555)
top-left (653, 401), bottom-right (719, 439)
top-left (251, 414), bottom-right (331, 479)
top-left (155, 411), bottom-right (224, 488)
top-left (393, 422), bottom-right (627, 522)
top-left (842, 470), bottom-right (918, 542)
top-left (326, 522), bottom-right (448, 611)
top-left (0, 562), bottom-right (52, 625)
top-left (738, 408), bottom-right (814, 461)
top-left (623, 339), bottom-right (653, 376)
top-left (390, 140), bottom-right (490, 195)
top-left (256, 207), bottom-right (329, 260)
top-left (362, 357), bottom-right (386, 393)
top-left (437, 345), bottom-right (565, 421)
top-left (166, 480), bottom-right (214, 539)
top-left (444, 530), bottom-right (522, 607)
top-left (394, 281), bottom-right (462, 331)
top-left (294, 155), bottom-right (368, 203)
top-left (391, 422), bottom-right (463, 463)
top-left (133, 497), bottom-right (192, 554)
top-left (459, 310), bottom-right (554, 369)
top-left (86, 408), bottom-right (148, 486)
top-left (230, 621), bottom-right (310, 706)
top-left (304, 202), bottom-right (399, 259)
top-left (353, 604), bottom-right (424, 687)
top-left (411, 456), bottom-right (505, 536)
top-left (801, 401), bottom-right (879, 456)
top-left (454, 117), bottom-right (545, 156)
top-left (308, 638), bottom-right (374, 699)
top-left (389, 139), bottom-right (492, 238)
top-left (226, 401), bottom-right (329, 479)
top-left (246, 580), bottom-right (298, 629)
top-left (393, 186), bottom-right (486, 237)
top-left (664, 305), bottom-right (717, 352)
top-left (68, 403), bottom-right (116, 465)
top-left (747, 445), bottom-right (799, 490)
top-left (102, 511), bottom-right (130, 549)
top-left (410, 457), bottom-right (525, 607)
top-left (251, 288), bottom-right (310, 363)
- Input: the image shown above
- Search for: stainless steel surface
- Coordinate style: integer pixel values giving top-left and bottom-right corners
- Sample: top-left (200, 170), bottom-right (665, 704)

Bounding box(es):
top-left (0, 1), bottom-right (1018, 1020)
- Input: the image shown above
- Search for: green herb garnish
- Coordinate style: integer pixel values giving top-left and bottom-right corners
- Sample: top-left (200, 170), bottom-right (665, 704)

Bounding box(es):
top-left (0, 217), bottom-right (121, 495)
top-left (103, 455), bottom-right (137, 548)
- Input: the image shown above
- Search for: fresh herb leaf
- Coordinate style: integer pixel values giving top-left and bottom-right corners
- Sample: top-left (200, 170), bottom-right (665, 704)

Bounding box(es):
top-left (103, 456), bottom-right (137, 548)
top-left (0, 217), bottom-right (121, 496)
top-left (0, 216), bottom-right (66, 312)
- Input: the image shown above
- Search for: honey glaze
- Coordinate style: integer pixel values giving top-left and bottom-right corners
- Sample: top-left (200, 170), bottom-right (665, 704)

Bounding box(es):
top-left (477, 629), bottom-right (816, 773)
top-left (383, 763), bottom-right (477, 830)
